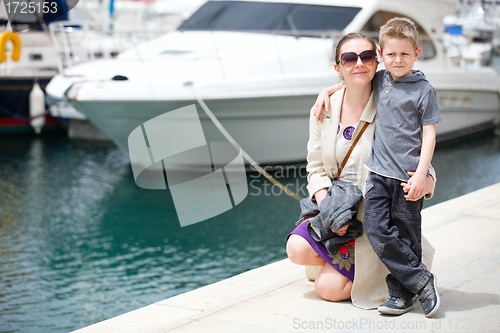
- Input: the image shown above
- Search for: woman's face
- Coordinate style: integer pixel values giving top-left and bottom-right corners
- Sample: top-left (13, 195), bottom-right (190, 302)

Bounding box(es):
top-left (335, 39), bottom-right (378, 87)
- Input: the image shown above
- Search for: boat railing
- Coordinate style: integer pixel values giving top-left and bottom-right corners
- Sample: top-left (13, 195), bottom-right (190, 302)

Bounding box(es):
top-left (48, 24), bottom-right (475, 79)
top-left (48, 21), bottom-right (173, 75)
top-left (48, 25), bottom-right (348, 76)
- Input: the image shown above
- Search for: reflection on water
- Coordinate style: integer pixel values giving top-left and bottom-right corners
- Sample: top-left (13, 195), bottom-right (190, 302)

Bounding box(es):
top-left (425, 133), bottom-right (500, 208)
top-left (0, 134), bottom-right (302, 332)
top-left (0, 130), bottom-right (500, 332)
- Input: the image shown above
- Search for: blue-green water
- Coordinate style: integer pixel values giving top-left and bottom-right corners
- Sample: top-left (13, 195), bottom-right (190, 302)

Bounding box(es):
top-left (0, 134), bottom-right (302, 332)
top-left (1, 131), bottom-right (500, 332)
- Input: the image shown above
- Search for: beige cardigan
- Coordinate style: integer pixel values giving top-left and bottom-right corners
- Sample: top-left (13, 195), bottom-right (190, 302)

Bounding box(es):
top-left (305, 87), bottom-right (435, 309)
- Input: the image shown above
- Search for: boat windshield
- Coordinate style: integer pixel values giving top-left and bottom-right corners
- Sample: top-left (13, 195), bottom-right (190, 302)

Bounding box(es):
top-left (178, 1), bottom-right (361, 37)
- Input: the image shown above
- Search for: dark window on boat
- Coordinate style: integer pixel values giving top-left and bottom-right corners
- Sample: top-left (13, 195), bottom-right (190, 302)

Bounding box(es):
top-left (285, 6), bottom-right (361, 32)
top-left (178, 1), bottom-right (361, 37)
top-left (29, 54), bottom-right (43, 61)
top-left (361, 11), bottom-right (437, 60)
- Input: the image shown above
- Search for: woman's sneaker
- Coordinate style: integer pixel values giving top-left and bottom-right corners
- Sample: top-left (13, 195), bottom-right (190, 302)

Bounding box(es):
top-left (418, 273), bottom-right (440, 318)
top-left (378, 296), bottom-right (414, 315)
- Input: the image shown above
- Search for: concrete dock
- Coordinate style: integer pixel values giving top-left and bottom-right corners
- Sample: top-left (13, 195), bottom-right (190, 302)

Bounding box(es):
top-left (73, 182), bottom-right (500, 333)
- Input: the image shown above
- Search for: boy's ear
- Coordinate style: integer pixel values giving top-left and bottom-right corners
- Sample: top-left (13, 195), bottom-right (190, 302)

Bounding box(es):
top-left (378, 49), bottom-right (383, 57)
top-left (414, 47), bottom-right (421, 60)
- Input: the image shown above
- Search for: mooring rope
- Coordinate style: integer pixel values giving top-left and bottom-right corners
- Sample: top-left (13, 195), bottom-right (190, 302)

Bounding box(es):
top-left (190, 86), bottom-right (303, 202)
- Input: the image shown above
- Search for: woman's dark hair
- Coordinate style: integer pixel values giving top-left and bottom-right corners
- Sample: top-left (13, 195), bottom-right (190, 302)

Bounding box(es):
top-left (334, 33), bottom-right (378, 64)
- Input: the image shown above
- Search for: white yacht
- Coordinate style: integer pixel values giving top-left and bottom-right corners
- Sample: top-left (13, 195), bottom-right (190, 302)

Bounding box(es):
top-left (45, 0), bottom-right (500, 164)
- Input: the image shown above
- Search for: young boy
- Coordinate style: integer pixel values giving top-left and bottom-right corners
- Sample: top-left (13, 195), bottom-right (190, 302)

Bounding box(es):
top-left (363, 17), bottom-right (441, 318)
top-left (314, 18), bottom-right (441, 317)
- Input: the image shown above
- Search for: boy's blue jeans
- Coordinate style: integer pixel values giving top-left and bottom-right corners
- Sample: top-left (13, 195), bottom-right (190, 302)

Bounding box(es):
top-left (364, 172), bottom-right (431, 300)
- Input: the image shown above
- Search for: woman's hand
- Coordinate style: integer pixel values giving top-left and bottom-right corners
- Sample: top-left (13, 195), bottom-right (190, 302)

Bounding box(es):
top-left (314, 188), bottom-right (328, 209)
top-left (332, 225), bottom-right (349, 236)
top-left (315, 189), bottom-right (349, 236)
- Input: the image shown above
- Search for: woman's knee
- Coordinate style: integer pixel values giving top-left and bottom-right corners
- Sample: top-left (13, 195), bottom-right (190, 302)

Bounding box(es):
top-left (315, 280), bottom-right (352, 302)
top-left (314, 267), bottom-right (352, 302)
top-left (286, 235), bottom-right (314, 265)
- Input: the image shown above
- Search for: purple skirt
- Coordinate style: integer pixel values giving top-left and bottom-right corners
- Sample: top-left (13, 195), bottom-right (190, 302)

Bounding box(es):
top-left (288, 218), bottom-right (355, 281)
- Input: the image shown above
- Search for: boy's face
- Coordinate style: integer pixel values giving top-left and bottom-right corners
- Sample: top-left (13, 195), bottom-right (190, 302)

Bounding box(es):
top-left (380, 38), bottom-right (421, 80)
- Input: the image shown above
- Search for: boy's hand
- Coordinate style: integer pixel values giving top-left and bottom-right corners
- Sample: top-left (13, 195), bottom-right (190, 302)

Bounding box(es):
top-left (312, 89), bottom-right (332, 122)
top-left (312, 83), bottom-right (344, 122)
top-left (402, 171), bottom-right (427, 201)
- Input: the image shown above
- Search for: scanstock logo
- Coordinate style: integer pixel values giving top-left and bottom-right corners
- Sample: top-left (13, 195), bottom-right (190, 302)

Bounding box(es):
top-left (128, 105), bottom-right (248, 227)
top-left (2, 0), bottom-right (79, 32)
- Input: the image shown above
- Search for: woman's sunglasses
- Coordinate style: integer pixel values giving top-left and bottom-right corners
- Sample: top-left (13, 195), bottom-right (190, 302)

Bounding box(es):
top-left (337, 50), bottom-right (377, 67)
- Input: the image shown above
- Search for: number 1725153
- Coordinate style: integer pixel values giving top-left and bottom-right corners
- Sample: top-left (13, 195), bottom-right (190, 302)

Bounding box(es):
top-left (5, 1), bottom-right (58, 14)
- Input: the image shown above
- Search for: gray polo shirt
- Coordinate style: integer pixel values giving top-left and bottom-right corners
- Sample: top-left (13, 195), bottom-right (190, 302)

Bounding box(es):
top-left (365, 69), bottom-right (441, 181)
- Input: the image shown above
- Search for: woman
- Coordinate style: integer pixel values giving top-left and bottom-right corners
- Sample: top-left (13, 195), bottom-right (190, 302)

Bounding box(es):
top-left (286, 33), bottom-right (436, 308)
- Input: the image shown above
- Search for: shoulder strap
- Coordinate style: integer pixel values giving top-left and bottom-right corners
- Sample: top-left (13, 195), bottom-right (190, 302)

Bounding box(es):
top-left (335, 121), bottom-right (370, 181)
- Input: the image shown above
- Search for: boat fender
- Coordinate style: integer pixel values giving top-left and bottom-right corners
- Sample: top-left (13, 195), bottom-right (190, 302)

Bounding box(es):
top-left (0, 32), bottom-right (21, 63)
top-left (30, 83), bottom-right (46, 134)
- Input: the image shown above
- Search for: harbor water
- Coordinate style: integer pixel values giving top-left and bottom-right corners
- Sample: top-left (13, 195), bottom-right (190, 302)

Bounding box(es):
top-left (0, 134), bottom-right (303, 332)
top-left (2, 74), bottom-right (500, 333)
top-left (2, 126), bottom-right (500, 333)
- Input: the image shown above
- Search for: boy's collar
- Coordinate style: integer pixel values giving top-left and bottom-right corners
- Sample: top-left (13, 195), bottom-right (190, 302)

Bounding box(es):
top-left (384, 69), bottom-right (424, 82)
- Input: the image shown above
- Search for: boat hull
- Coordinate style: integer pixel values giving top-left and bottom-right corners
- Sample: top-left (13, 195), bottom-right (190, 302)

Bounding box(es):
top-left (71, 95), bottom-right (314, 164)
top-left (0, 76), bottom-right (64, 135)
top-left (70, 87), bottom-right (500, 164)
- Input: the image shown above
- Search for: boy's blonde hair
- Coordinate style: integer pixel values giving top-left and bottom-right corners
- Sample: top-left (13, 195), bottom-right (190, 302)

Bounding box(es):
top-left (379, 17), bottom-right (419, 50)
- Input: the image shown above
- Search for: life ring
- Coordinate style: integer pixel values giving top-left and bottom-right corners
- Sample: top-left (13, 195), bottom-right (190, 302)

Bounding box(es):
top-left (0, 32), bottom-right (21, 63)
